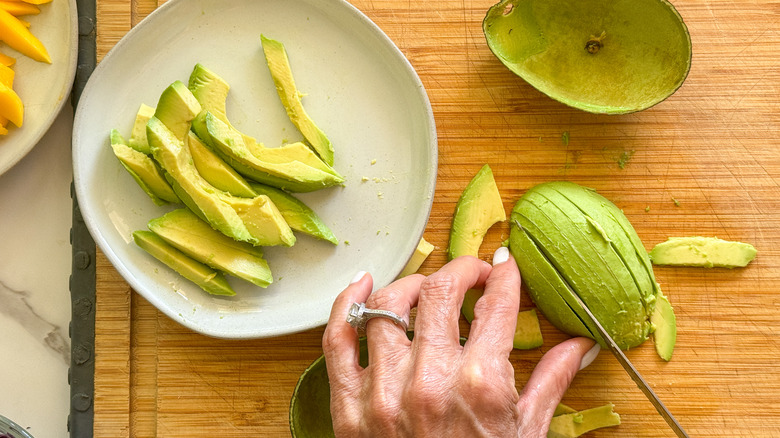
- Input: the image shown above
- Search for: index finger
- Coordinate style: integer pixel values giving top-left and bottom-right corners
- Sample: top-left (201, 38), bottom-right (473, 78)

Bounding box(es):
top-left (464, 247), bottom-right (521, 359)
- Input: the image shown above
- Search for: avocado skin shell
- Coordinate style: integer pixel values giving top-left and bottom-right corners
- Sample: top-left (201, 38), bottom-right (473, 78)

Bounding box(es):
top-left (509, 181), bottom-right (655, 349)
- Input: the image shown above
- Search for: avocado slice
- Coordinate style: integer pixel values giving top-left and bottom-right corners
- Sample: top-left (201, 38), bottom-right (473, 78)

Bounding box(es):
top-left (192, 111), bottom-right (344, 192)
top-left (132, 230), bottom-right (235, 296)
top-left (109, 129), bottom-right (178, 205)
top-left (148, 209), bottom-right (273, 288)
top-left (651, 290), bottom-right (676, 361)
top-left (649, 236), bottom-right (757, 268)
top-left (187, 131), bottom-right (257, 198)
top-left (261, 35), bottom-right (335, 166)
top-left (188, 63), bottom-right (232, 127)
top-left (128, 103), bottom-right (155, 154)
top-left (447, 164), bottom-right (506, 323)
top-left (147, 116), bottom-right (295, 247)
top-left (249, 182), bottom-right (338, 244)
top-left (547, 403), bottom-right (621, 438)
top-left (447, 164), bottom-right (506, 260)
top-left (397, 237), bottom-right (435, 278)
top-left (512, 308), bottom-right (543, 349)
top-left (152, 80), bottom-right (202, 141)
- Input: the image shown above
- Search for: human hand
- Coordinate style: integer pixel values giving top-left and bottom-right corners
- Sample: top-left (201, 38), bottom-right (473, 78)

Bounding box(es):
top-left (322, 247), bottom-right (601, 437)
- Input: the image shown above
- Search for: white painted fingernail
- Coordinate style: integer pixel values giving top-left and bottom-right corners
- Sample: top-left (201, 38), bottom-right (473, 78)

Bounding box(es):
top-left (579, 343), bottom-right (601, 370)
top-left (350, 271), bottom-right (367, 285)
top-left (492, 246), bottom-right (510, 266)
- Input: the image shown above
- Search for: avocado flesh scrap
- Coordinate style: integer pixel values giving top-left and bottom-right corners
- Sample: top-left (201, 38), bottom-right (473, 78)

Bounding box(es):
top-left (148, 209), bottom-right (273, 288)
top-left (261, 35), bottom-right (335, 166)
top-left (249, 182), bottom-right (338, 244)
top-left (192, 111), bottom-right (344, 193)
top-left (147, 116), bottom-right (295, 247)
top-left (513, 308), bottom-right (544, 349)
top-left (128, 103), bottom-right (155, 154)
top-left (509, 219), bottom-right (595, 341)
top-left (187, 131), bottom-right (257, 198)
top-left (513, 191), bottom-right (650, 349)
top-left (649, 236), bottom-right (757, 268)
top-left (447, 164), bottom-right (506, 260)
top-left (132, 230), bottom-right (235, 296)
top-left (547, 403), bottom-right (621, 438)
top-left (398, 237), bottom-right (435, 278)
top-left (110, 129), bottom-right (178, 205)
top-left (651, 290), bottom-right (676, 361)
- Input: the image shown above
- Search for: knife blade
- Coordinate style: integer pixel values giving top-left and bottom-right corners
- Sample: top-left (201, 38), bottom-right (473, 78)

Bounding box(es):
top-left (567, 288), bottom-right (690, 438)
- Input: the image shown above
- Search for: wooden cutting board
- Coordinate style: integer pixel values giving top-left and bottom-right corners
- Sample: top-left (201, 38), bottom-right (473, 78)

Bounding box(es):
top-left (92, 0), bottom-right (780, 436)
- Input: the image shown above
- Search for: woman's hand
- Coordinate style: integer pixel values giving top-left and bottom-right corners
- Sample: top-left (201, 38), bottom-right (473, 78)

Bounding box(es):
top-left (323, 247), bottom-right (600, 437)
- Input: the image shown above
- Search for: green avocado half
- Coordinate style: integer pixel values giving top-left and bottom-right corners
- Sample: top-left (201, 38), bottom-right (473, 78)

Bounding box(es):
top-left (483, 0), bottom-right (692, 114)
top-left (509, 181), bottom-right (675, 359)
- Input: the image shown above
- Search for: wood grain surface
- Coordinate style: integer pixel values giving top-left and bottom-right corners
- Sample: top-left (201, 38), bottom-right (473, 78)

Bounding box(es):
top-left (92, 0), bottom-right (780, 436)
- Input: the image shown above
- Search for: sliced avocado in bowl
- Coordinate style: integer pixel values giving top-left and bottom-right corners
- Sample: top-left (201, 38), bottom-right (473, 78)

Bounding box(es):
top-left (483, 0), bottom-right (692, 114)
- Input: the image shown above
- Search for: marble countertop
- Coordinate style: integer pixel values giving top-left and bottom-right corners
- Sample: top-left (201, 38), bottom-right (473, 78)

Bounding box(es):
top-left (0, 106), bottom-right (74, 437)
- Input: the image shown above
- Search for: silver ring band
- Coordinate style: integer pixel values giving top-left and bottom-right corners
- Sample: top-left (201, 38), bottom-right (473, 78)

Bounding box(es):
top-left (346, 302), bottom-right (408, 332)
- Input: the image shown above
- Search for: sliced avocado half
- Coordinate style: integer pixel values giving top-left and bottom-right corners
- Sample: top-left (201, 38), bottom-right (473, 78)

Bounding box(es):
top-left (509, 181), bottom-right (675, 357)
top-left (148, 209), bottom-right (273, 288)
top-left (133, 230), bottom-right (235, 296)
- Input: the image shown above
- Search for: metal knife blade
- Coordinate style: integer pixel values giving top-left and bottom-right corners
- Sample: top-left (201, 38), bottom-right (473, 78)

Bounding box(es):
top-left (567, 289), bottom-right (689, 438)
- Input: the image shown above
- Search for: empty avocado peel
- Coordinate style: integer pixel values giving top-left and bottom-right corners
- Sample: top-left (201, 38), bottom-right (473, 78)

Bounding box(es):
top-left (650, 236), bottom-right (757, 268)
top-left (483, 0), bottom-right (692, 114)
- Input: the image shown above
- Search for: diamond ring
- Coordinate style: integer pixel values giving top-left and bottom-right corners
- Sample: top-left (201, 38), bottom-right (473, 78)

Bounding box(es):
top-left (346, 302), bottom-right (408, 332)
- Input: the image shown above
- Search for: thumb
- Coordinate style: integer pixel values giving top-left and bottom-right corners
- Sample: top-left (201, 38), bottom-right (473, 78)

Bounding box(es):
top-left (517, 337), bottom-right (600, 432)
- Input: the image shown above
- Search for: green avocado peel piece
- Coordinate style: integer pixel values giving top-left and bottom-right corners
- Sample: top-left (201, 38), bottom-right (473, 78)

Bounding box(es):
top-left (133, 230), bottom-right (235, 296)
top-left (650, 236), bottom-right (757, 268)
top-left (483, 0), bottom-right (691, 114)
top-left (509, 182), bottom-right (675, 358)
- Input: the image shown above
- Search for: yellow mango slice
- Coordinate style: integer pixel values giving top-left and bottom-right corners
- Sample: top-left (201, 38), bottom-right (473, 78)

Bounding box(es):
top-left (0, 50), bottom-right (15, 66)
top-left (0, 87), bottom-right (22, 127)
top-left (18, 0), bottom-right (51, 5)
top-left (0, 0), bottom-right (40, 16)
top-left (0, 62), bottom-right (13, 86)
top-left (0, 8), bottom-right (50, 63)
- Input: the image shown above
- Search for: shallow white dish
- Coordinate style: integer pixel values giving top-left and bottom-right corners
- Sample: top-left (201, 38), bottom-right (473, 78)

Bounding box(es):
top-left (73, 0), bottom-right (437, 338)
top-left (0, 0), bottom-right (78, 175)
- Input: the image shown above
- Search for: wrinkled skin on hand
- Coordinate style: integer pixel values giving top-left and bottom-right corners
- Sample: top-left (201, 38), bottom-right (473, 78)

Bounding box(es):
top-left (323, 249), bottom-right (598, 438)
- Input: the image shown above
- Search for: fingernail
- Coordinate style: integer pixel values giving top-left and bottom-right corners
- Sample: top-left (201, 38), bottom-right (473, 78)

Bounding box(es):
top-left (492, 246), bottom-right (510, 266)
top-left (579, 343), bottom-right (601, 370)
top-left (350, 271), bottom-right (367, 285)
